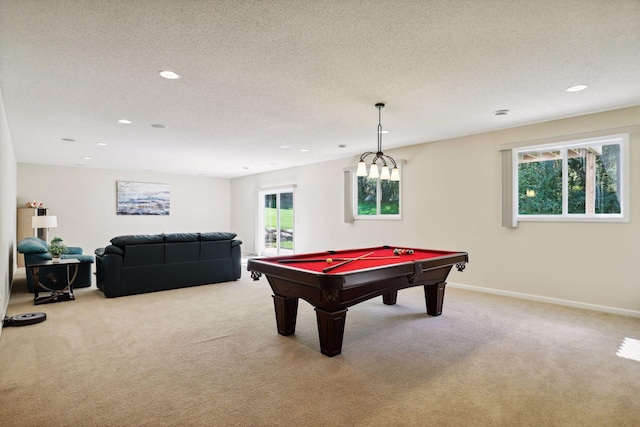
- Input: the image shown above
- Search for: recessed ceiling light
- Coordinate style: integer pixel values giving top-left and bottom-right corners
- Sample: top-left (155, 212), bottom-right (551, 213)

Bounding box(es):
top-left (280, 145), bottom-right (290, 149)
top-left (494, 109), bottom-right (510, 116)
top-left (96, 142), bottom-right (107, 146)
top-left (243, 166), bottom-right (250, 169)
top-left (61, 138), bottom-right (76, 142)
top-left (82, 157), bottom-right (92, 160)
top-left (300, 149), bottom-right (309, 152)
top-left (159, 70), bottom-right (181, 80)
top-left (566, 84), bottom-right (588, 92)
top-left (338, 144), bottom-right (347, 148)
top-left (118, 119), bottom-right (132, 124)
top-left (151, 124), bottom-right (167, 129)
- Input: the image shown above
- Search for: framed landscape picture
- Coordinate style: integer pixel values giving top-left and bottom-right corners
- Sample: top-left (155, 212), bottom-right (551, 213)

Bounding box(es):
top-left (117, 181), bottom-right (170, 215)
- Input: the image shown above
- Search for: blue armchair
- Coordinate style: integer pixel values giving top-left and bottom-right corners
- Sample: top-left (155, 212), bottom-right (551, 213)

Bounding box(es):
top-left (17, 237), bottom-right (94, 292)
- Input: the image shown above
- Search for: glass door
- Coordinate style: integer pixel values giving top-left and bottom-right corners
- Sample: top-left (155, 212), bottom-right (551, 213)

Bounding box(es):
top-left (259, 189), bottom-right (294, 256)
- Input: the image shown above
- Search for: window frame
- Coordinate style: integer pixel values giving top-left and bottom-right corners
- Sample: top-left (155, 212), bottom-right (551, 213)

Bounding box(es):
top-left (513, 134), bottom-right (629, 223)
top-left (345, 166), bottom-right (402, 221)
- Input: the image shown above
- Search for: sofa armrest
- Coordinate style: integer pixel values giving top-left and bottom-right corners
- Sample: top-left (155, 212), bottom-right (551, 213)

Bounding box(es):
top-left (98, 254), bottom-right (124, 298)
top-left (17, 237), bottom-right (48, 254)
top-left (231, 242), bottom-right (242, 279)
top-left (67, 246), bottom-right (83, 255)
top-left (24, 253), bottom-right (53, 267)
top-left (62, 254), bottom-right (94, 263)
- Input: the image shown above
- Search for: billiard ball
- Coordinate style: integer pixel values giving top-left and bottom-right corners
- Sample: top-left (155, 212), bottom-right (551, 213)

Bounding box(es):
top-left (326, 258), bottom-right (333, 264)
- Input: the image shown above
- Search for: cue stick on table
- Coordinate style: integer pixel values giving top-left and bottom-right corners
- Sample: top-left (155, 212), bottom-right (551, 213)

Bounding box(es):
top-left (278, 256), bottom-right (399, 264)
top-left (322, 251), bottom-right (374, 273)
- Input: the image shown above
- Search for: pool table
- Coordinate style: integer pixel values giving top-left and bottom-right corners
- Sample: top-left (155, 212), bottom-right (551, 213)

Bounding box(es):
top-left (247, 245), bottom-right (468, 357)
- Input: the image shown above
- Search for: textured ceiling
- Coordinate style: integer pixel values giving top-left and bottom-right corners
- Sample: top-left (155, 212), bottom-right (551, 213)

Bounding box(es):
top-left (1, 0), bottom-right (639, 178)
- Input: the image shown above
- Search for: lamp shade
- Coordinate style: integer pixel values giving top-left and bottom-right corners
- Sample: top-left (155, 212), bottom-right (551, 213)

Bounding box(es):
top-left (356, 161), bottom-right (368, 176)
top-left (32, 215), bottom-right (58, 229)
top-left (380, 165), bottom-right (391, 180)
top-left (368, 163), bottom-right (379, 179)
top-left (390, 167), bottom-right (400, 181)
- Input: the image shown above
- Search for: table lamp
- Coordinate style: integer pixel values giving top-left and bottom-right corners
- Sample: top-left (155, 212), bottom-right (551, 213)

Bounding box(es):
top-left (31, 215), bottom-right (57, 241)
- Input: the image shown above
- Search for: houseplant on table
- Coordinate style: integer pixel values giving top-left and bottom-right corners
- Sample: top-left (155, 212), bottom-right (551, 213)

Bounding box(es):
top-left (48, 237), bottom-right (68, 262)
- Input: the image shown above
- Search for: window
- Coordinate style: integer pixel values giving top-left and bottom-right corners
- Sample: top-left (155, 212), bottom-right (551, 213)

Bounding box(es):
top-left (514, 134), bottom-right (628, 222)
top-left (353, 170), bottom-right (401, 219)
top-left (258, 187), bottom-right (295, 256)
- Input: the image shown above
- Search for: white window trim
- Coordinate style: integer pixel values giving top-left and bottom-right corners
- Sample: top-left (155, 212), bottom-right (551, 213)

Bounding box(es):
top-left (513, 134), bottom-right (629, 224)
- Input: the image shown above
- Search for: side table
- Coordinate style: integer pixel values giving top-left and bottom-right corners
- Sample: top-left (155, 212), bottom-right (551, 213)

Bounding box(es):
top-left (27, 258), bottom-right (80, 305)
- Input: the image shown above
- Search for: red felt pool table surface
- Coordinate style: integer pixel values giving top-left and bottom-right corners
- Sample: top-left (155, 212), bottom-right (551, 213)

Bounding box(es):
top-left (257, 246), bottom-right (463, 274)
top-left (248, 245), bottom-right (468, 357)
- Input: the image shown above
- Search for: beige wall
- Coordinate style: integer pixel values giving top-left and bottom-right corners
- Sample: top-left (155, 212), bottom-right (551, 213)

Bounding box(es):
top-left (5, 105), bottom-right (639, 319)
top-left (231, 106), bottom-right (640, 316)
top-left (17, 165), bottom-right (233, 270)
top-left (0, 89), bottom-right (17, 324)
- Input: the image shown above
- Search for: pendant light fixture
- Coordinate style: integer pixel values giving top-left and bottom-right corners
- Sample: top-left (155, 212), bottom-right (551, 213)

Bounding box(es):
top-left (356, 103), bottom-right (400, 181)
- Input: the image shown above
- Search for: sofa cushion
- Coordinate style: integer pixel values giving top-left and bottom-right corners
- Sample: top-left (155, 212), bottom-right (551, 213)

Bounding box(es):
top-left (165, 232), bottom-right (199, 243)
top-left (111, 234), bottom-right (164, 247)
top-left (17, 237), bottom-right (48, 254)
top-left (200, 232), bottom-right (237, 241)
top-left (104, 245), bottom-right (125, 256)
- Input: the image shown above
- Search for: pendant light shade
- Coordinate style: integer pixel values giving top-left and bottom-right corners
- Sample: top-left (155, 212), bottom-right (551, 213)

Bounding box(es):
top-left (368, 163), bottom-right (379, 179)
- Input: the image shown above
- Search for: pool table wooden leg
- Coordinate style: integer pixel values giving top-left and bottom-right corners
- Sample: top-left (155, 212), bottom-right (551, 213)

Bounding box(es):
top-left (315, 308), bottom-right (348, 357)
top-left (424, 283), bottom-right (446, 316)
top-left (382, 290), bottom-right (398, 305)
top-left (272, 295), bottom-right (299, 336)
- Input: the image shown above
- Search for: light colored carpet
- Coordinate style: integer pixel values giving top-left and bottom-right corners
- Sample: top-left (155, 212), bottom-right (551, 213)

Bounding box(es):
top-left (1, 269), bottom-right (639, 427)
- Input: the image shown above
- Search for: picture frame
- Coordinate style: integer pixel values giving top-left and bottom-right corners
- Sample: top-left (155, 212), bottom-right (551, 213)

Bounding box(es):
top-left (116, 181), bottom-right (170, 215)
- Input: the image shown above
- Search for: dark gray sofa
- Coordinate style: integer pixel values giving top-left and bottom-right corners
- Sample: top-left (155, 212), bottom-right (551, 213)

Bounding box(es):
top-left (94, 232), bottom-right (242, 298)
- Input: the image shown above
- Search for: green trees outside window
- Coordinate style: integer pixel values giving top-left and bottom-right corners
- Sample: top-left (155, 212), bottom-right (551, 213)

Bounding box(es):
top-left (567, 145), bottom-right (621, 214)
top-left (518, 142), bottom-right (622, 217)
top-left (518, 152), bottom-right (562, 215)
top-left (357, 176), bottom-right (400, 216)
top-left (263, 192), bottom-right (294, 252)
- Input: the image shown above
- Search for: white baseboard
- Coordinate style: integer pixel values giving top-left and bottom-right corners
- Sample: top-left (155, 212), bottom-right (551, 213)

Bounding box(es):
top-left (448, 282), bottom-right (640, 318)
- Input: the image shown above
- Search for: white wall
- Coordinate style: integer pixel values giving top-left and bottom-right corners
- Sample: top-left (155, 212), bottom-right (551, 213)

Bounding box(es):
top-left (231, 106), bottom-right (640, 316)
top-left (0, 89), bottom-right (18, 324)
top-left (17, 165), bottom-right (233, 270)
